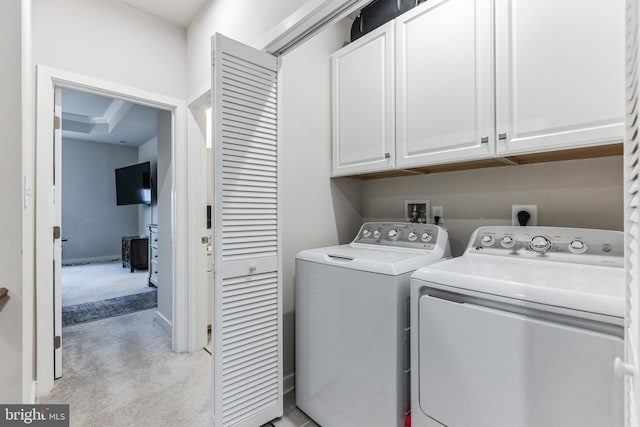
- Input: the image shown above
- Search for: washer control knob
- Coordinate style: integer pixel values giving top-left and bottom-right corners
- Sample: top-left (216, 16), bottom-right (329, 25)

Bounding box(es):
top-left (481, 235), bottom-right (495, 247)
top-left (373, 229), bottom-right (381, 239)
top-left (500, 236), bottom-right (515, 248)
top-left (421, 232), bottom-right (433, 243)
top-left (568, 240), bottom-right (587, 254)
top-left (408, 231), bottom-right (417, 242)
top-left (529, 236), bottom-right (552, 254)
top-left (362, 229), bottom-right (371, 238)
top-left (388, 229), bottom-right (399, 240)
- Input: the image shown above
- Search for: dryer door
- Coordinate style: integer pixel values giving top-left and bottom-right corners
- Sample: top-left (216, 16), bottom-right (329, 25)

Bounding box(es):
top-left (417, 292), bottom-right (623, 427)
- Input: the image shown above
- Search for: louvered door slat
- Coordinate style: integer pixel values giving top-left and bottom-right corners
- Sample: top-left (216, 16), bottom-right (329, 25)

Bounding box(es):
top-left (223, 313), bottom-right (277, 334)
top-left (224, 356), bottom-right (278, 383)
top-left (222, 56), bottom-right (278, 80)
top-left (624, 2), bottom-right (640, 424)
top-left (223, 100), bottom-right (278, 120)
top-left (223, 349), bottom-right (278, 372)
top-left (224, 108), bottom-right (277, 126)
top-left (213, 33), bottom-right (282, 427)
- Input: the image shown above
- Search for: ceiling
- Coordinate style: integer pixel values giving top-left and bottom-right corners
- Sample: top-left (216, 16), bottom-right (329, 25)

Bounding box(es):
top-left (117, 0), bottom-right (210, 28)
top-left (62, 88), bottom-right (159, 146)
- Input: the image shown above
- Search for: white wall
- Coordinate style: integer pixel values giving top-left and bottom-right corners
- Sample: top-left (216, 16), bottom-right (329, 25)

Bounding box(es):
top-left (0, 0), bottom-right (24, 403)
top-left (61, 139), bottom-right (139, 263)
top-left (157, 110), bottom-right (173, 327)
top-left (280, 19), bottom-right (363, 383)
top-left (138, 136), bottom-right (158, 234)
top-left (32, 0), bottom-right (187, 100)
top-left (363, 156), bottom-right (624, 256)
top-left (186, 0), bottom-right (307, 97)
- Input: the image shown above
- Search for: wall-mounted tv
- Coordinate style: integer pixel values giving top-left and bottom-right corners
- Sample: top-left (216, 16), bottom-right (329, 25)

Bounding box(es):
top-left (115, 161), bottom-right (151, 206)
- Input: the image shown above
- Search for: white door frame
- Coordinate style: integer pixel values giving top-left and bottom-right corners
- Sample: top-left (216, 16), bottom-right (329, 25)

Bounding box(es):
top-left (186, 89), bottom-right (212, 350)
top-left (35, 65), bottom-right (191, 396)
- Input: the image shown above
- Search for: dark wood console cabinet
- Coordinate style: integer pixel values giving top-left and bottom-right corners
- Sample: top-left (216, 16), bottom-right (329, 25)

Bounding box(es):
top-left (122, 236), bottom-right (148, 272)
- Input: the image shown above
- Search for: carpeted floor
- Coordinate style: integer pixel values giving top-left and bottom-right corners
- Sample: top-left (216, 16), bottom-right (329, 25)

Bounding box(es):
top-left (38, 309), bottom-right (318, 427)
top-left (39, 309), bottom-right (213, 426)
top-left (62, 261), bottom-right (150, 306)
top-left (62, 290), bottom-right (157, 326)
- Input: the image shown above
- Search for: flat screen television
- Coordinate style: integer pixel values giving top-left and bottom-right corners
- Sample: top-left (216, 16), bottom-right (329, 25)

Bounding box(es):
top-left (115, 161), bottom-right (151, 206)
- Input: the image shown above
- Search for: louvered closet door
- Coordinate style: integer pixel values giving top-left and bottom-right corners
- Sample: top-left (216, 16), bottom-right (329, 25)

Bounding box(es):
top-left (622, 0), bottom-right (640, 424)
top-left (212, 34), bottom-right (282, 427)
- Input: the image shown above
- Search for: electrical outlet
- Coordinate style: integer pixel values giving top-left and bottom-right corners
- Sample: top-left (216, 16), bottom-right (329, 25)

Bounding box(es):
top-left (432, 206), bottom-right (443, 223)
top-left (512, 205), bottom-right (538, 226)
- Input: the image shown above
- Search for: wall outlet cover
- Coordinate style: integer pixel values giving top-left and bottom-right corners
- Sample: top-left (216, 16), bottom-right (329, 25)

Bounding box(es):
top-left (512, 204), bottom-right (538, 226)
top-left (432, 206), bottom-right (443, 221)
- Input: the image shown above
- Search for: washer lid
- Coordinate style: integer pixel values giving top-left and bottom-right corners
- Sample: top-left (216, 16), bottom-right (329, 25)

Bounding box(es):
top-left (296, 244), bottom-right (448, 276)
top-left (411, 255), bottom-right (624, 318)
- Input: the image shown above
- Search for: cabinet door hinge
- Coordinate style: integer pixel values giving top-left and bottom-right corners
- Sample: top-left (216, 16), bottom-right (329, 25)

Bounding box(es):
top-left (54, 116), bottom-right (61, 130)
top-left (53, 226), bottom-right (61, 240)
top-left (54, 335), bottom-right (61, 349)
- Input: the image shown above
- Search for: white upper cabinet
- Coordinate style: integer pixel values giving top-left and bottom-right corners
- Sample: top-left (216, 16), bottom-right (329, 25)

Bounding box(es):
top-left (331, 21), bottom-right (395, 177)
top-left (495, 0), bottom-right (625, 156)
top-left (331, 0), bottom-right (624, 176)
top-left (395, 0), bottom-right (494, 168)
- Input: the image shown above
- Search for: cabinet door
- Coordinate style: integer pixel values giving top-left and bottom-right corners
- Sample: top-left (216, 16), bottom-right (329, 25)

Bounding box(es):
top-left (395, 0), bottom-right (494, 169)
top-left (332, 21), bottom-right (395, 177)
top-left (495, 0), bottom-right (624, 156)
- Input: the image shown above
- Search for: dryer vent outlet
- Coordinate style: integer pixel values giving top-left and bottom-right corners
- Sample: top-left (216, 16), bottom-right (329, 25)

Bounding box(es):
top-left (512, 205), bottom-right (538, 226)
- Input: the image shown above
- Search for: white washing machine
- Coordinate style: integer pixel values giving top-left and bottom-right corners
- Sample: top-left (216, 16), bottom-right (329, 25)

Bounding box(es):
top-left (296, 222), bottom-right (451, 427)
top-left (410, 226), bottom-right (624, 427)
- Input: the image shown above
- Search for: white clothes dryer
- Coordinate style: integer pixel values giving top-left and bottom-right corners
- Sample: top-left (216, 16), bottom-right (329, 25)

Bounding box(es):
top-left (296, 222), bottom-right (450, 427)
top-left (410, 226), bottom-right (624, 427)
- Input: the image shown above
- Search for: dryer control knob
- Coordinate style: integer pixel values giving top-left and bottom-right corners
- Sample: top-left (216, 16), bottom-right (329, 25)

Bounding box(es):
top-left (481, 235), bottom-right (495, 246)
top-left (362, 229), bottom-right (371, 238)
top-left (421, 232), bottom-right (433, 242)
top-left (373, 230), bottom-right (381, 239)
top-left (568, 240), bottom-right (587, 254)
top-left (500, 236), bottom-right (515, 248)
top-left (529, 236), bottom-right (552, 253)
top-left (408, 231), bottom-right (417, 241)
top-left (388, 229), bottom-right (399, 240)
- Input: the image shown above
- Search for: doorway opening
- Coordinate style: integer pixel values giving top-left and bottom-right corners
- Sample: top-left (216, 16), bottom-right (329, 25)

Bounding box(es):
top-left (35, 66), bottom-right (190, 397)
top-left (59, 87), bottom-right (161, 327)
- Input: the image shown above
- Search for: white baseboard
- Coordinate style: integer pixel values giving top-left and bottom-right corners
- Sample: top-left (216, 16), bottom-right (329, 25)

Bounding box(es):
top-left (29, 380), bottom-right (36, 404)
top-left (62, 255), bottom-right (120, 266)
top-left (283, 372), bottom-right (295, 395)
top-left (155, 310), bottom-right (172, 335)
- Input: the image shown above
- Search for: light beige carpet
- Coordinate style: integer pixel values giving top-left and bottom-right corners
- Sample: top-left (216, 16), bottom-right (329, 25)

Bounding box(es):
top-left (62, 261), bottom-right (150, 306)
top-left (38, 309), bottom-right (213, 426)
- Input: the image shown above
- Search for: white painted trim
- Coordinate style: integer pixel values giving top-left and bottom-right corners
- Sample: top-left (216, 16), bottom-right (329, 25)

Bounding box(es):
top-left (61, 255), bottom-right (121, 266)
top-left (35, 66), bottom-right (56, 398)
top-left (186, 104), bottom-right (209, 352)
top-left (21, 0), bottom-right (35, 405)
top-left (186, 88), bottom-right (213, 352)
top-left (35, 65), bottom-right (190, 397)
top-left (283, 373), bottom-right (295, 395)
top-left (276, 55), bottom-right (285, 416)
top-left (187, 84), bottom-right (211, 107)
top-left (29, 381), bottom-right (36, 404)
top-left (155, 310), bottom-right (172, 335)
top-left (171, 92), bottom-right (190, 354)
top-left (257, 0), bottom-right (369, 55)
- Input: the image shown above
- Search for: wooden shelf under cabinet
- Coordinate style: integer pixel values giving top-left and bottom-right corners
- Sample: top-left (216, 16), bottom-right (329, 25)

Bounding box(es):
top-left (343, 143), bottom-right (623, 180)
